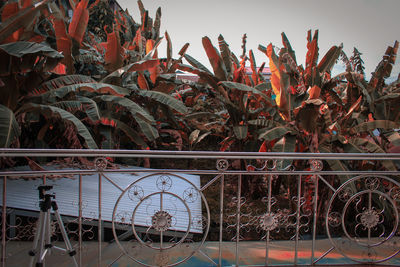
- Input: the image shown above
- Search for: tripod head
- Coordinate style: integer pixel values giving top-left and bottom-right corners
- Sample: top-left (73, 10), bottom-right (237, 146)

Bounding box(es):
top-left (38, 185), bottom-right (55, 200)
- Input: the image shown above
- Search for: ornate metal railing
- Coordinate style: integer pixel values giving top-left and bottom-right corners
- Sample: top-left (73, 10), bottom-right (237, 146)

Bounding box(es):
top-left (0, 149), bottom-right (400, 266)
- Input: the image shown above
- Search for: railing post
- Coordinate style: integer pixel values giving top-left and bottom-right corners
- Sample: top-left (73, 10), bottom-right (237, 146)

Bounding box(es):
top-left (235, 174), bottom-right (242, 267)
top-left (78, 174), bottom-right (82, 267)
top-left (98, 173), bottom-right (102, 266)
top-left (218, 175), bottom-right (224, 267)
top-left (1, 176), bottom-right (6, 267)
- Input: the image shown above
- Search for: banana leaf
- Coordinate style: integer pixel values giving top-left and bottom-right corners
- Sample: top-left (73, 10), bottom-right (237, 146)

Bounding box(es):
top-left (0, 0), bottom-right (50, 43)
top-left (259, 126), bottom-right (293, 141)
top-left (185, 112), bottom-right (221, 120)
top-left (39, 75), bottom-right (96, 91)
top-left (68, 0), bottom-right (89, 45)
top-left (219, 81), bottom-right (273, 105)
top-left (135, 117), bottom-right (159, 141)
top-left (348, 137), bottom-right (397, 171)
top-left (0, 104), bottom-right (20, 147)
top-left (20, 103), bottom-right (97, 148)
top-left (218, 34), bottom-right (232, 75)
top-left (93, 95), bottom-right (154, 123)
top-left (233, 125), bottom-right (248, 140)
top-left (386, 132), bottom-right (400, 147)
top-left (183, 54), bottom-right (213, 75)
top-left (34, 82), bottom-right (131, 101)
top-left (281, 32), bottom-right (297, 64)
top-left (134, 89), bottom-right (188, 114)
top-left (272, 135), bottom-right (296, 170)
top-left (99, 117), bottom-right (148, 148)
top-left (248, 119), bottom-right (276, 128)
top-left (353, 120), bottom-right (400, 133)
top-left (76, 96), bottom-right (101, 121)
top-left (319, 145), bottom-right (350, 180)
top-left (317, 44), bottom-right (342, 74)
top-left (202, 36), bottom-right (227, 80)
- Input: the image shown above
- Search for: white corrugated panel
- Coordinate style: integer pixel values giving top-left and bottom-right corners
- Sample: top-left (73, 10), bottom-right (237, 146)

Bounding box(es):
top-left (0, 166), bottom-right (202, 233)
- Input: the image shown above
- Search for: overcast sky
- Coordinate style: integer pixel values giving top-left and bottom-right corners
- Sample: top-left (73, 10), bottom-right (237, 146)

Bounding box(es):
top-left (118, 0), bottom-right (400, 81)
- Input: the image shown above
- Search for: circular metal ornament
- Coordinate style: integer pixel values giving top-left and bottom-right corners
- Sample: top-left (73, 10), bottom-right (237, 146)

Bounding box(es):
top-left (112, 173), bottom-right (210, 267)
top-left (94, 157), bottom-right (108, 170)
top-left (152, 210), bottom-right (172, 232)
top-left (156, 175), bottom-right (172, 191)
top-left (360, 209), bottom-right (380, 229)
top-left (260, 212), bottom-right (278, 231)
top-left (326, 175), bottom-right (400, 263)
top-left (183, 187), bottom-right (198, 203)
top-left (128, 185), bottom-right (144, 201)
top-left (216, 159), bottom-right (229, 171)
top-left (327, 212), bottom-right (342, 227)
top-left (310, 159), bottom-right (323, 171)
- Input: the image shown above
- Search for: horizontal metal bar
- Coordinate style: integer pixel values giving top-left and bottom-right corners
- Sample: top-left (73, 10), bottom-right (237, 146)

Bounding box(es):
top-left (1, 169), bottom-right (400, 177)
top-left (1, 148), bottom-right (400, 160)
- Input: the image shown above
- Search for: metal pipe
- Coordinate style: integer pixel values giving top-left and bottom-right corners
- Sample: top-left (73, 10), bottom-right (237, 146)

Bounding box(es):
top-left (1, 148), bottom-right (400, 160)
top-left (78, 174), bottom-right (82, 267)
top-left (98, 173), bottom-right (102, 266)
top-left (2, 169), bottom-right (399, 177)
top-left (265, 175), bottom-right (272, 266)
top-left (311, 175), bottom-right (319, 264)
top-left (294, 175), bottom-right (301, 265)
top-left (1, 177), bottom-right (6, 267)
top-left (218, 175), bottom-right (224, 267)
top-left (235, 174), bottom-right (242, 267)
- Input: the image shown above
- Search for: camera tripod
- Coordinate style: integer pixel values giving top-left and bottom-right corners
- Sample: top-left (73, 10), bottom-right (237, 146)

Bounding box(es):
top-left (29, 185), bottom-right (78, 267)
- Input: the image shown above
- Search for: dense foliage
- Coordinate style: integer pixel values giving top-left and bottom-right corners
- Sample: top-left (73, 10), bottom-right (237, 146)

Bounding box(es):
top-left (0, 0), bottom-right (399, 176)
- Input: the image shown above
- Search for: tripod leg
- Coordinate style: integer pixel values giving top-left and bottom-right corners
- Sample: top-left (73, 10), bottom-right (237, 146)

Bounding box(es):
top-left (36, 211), bottom-right (49, 267)
top-left (29, 212), bottom-right (45, 267)
top-left (53, 210), bottom-right (78, 267)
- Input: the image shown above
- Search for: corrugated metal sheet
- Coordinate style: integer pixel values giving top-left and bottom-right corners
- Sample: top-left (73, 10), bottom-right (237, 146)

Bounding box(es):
top-left (0, 166), bottom-right (202, 233)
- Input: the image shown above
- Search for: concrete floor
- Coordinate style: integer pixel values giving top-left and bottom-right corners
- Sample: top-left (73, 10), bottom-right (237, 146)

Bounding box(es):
top-left (3, 239), bottom-right (400, 266)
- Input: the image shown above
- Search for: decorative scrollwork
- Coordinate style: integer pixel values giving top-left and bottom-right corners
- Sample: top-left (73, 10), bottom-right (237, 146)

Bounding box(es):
top-left (328, 212), bottom-right (341, 227)
top-left (216, 159), bottom-right (229, 171)
top-left (326, 175), bottom-right (400, 263)
top-left (156, 175), bottom-right (172, 191)
top-left (360, 209), bottom-right (380, 229)
top-left (94, 157), bottom-right (108, 170)
top-left (128, 185), bottom-right (144, 201)
top-left (112, 173), bottom-right (209, 266)
top-left (183, 187), bottom-right (198, 203)
top-left (365, 177), bottom-right (380, 191)
top-left (309, 159), bottom-right (323, 171)
top-left (339, 187), bottom-right (354, 202)
top-left (259, 212), bottom-right (278, 231)
top-left (152, 211), bottom-right (172, 232)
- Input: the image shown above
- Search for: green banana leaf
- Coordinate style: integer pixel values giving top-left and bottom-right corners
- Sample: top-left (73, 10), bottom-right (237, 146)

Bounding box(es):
top-left (272, 135), bottom-right (296, 170)
top-left (219, 81), bottom-right (273, 105)
top-left (40, 75), bottom-right (96, 91)
top-left (217, 34), bottom-right (233, 75)
top-left (348, 137), bottom-right (397, 171)
top-left (353, 120), bottom-right (400, 133)
top-left (34, 82), bottom-right (132, 102)
top-left (183, 54), bottom-right (214, 75)
top-left (134, 90), bottom-right (188, 114)
top-left (0, 104), bottom-right (20, 147)
top-left (319, 145), bottom-right (350, 180)
top-left (259, 126), bottom-right (293, 141)
top-left (20, 103), bottom-right (98, 149)
top-left (76, 96), bottom-right (101, 122)
top-left (93, 95), bottom-right (154, 123)
top-left (233, 125), bottom-right (248, 140)
top-left (135, 117), bottom-right (159, 141)
top-left (317, 44), bottom-right (342, 74)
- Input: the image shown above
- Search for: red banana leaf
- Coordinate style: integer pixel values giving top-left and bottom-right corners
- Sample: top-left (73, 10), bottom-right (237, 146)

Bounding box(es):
top-left (105, 31), bottom-right (123, 72)
top-left (68, 0), bottom-right (89, 45)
